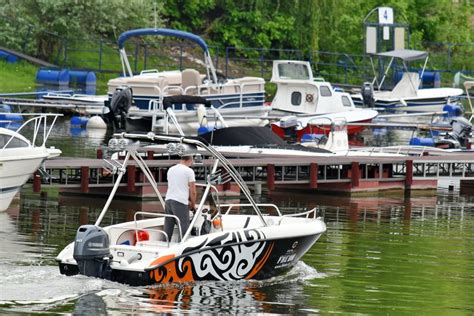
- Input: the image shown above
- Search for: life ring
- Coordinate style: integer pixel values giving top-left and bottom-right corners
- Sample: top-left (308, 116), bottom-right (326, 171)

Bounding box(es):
top-left (305, 93), bottom-right (314, 103)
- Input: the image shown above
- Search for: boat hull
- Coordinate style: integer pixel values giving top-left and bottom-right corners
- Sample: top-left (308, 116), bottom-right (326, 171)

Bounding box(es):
top-left (0, 152), bottom-right (48, 211)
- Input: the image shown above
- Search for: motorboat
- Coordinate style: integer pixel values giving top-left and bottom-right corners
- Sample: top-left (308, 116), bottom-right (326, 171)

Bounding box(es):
top-left (0, 113), bottom-right (61, 211)
top-left (351, 49), bottom-right (463, 111)
top-left (144, 117), bottom-right (405, 158)
top-left (105, 28), bottom-right (269, 133)
top-left (56, 133), bottom-right (326, 285)
top-left (269, 60), bottom-right (378, 136)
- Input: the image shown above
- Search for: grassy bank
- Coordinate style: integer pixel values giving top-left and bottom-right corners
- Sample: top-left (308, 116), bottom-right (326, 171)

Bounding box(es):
top-left (0, 59), bottom-right (113, 94)
top-left (0, 60), bottom-right (38, 93)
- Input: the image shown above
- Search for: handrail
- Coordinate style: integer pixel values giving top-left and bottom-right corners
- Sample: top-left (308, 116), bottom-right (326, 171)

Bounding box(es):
top-left (221, 203), bottom-right (282, 217)
top-left (134, 211), bottom-right (183, 243)
top-left (0, 113), bottom-right (61, 150)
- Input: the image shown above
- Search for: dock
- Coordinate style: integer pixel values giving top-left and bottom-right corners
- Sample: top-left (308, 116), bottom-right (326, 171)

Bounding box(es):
top-left (32, 151), bottom-right (474, 198)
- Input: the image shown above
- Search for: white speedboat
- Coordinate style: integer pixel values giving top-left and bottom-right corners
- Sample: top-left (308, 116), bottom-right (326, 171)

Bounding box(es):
top-left (0, 113), bottom-right (61, 211)
top-left (105, 28), bottom-right (268, 134)
top-left (351, 49), bottom-right (463, 111)
top-left (56, 133), bottom-right (326, 285)
top-left (269, 60), bottom-right (378, 137)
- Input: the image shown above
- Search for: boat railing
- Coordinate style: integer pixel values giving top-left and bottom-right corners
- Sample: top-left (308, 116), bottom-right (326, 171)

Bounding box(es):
top-left (141, 82), bottom-right (265, 113)
top-left (221, 203), bottom-right (282, 217)
top-left (133, 211), bottom-right (182, 244)
top-left (0, 113), bottom-right (61, 150)
top-left (278, 208), bottom-right (318, 225)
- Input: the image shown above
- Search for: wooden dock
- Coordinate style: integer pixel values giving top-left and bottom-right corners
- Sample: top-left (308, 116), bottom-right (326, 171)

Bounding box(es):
top-left (31, 151), bottom-right (474, 198)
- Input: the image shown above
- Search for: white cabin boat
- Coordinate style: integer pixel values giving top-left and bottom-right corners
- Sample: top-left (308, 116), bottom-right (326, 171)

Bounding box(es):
top-left (0, 114), bottom-right (61, 211)
top-left (269, 60), bottom-right (378, 137)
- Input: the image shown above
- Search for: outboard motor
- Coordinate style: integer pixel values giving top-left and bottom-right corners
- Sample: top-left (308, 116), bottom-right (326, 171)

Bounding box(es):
top-left (436, 117), bottom-right (472, 149)
top-left (73, 225), bottom-right (111, 278)
top-left (102, 86), bottom-right (133, 131)
top-left (361, 82), bottom-right (375, 108)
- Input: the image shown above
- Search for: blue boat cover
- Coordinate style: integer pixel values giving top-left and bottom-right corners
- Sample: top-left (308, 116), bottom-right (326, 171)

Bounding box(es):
top-left (117, 28), bottom-right (208, 52)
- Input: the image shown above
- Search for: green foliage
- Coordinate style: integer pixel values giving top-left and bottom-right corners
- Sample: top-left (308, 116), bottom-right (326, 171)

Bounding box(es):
top-left (0, 0), bottom-right (161, 60)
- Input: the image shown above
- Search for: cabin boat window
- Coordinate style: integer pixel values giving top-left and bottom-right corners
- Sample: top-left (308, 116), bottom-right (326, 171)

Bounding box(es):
top-left (291, 92), bottom-right (302, 105)
top-left (0, 135), bottom-right (29, 148)
top-left (320, 86), bottom-right (332, 97)
top-left (278, 63), bottom-right (310, 80)
top-left (341, 96), bottom-right (352, 107)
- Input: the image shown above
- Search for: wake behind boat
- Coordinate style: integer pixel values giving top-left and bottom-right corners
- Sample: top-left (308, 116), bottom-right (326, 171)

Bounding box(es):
top-left (56, 132), bottom-right (326, 285)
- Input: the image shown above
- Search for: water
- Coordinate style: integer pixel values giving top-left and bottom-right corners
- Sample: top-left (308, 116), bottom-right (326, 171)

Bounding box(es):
top-left (1, 118), bottom-right (474, 314)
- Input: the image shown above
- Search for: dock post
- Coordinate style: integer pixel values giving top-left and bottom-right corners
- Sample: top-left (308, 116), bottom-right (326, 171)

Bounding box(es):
top-left (81, 166), bottom-right (89, 193)
top-left (33, 172), bottom-right (41, 193)
top-left (309, 163), bottom-right (318, 189)
top-left (405, 160), bottom-right (413, 194)
top-left (96, 148), bottom-right (103, 159)
top-left (351, 162), bottom-right (360, 188)
top-left (127, 165), bottom-right (136, 193)
top-left (267, 164), bottom-right (275, 191)
top-left (147, 151), bottom-right (154, 160)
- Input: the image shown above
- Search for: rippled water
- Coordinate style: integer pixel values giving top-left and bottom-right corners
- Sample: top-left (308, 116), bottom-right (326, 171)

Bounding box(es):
top-left (1, 188), bottom-right (473, 314)
top-left (1, 117), bottom-right (473, 314)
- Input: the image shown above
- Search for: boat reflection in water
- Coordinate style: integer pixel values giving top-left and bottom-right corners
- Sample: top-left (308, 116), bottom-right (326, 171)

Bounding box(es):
top-left (72, 262), bottom-right (322, 315)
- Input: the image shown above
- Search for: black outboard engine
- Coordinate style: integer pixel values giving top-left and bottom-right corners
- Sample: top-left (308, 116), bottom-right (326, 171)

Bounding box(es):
top-left (361, 82), bottom-right (375, 107)
top-left (73, 225), bottom-right (111, 278)
top-left (436, 117), bottom-right (472, 149)
top-left (102, 86), bottom-right (133, 131)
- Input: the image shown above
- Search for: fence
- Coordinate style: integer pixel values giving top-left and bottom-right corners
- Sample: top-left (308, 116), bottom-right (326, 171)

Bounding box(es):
top-left (1, 14), bottom-right (473, 87)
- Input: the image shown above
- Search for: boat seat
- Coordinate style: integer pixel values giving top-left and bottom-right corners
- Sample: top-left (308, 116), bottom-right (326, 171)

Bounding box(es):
top-left (182, 69), bottom-right (202, 95)
top-left (390, 72), bottom-right (420, 98)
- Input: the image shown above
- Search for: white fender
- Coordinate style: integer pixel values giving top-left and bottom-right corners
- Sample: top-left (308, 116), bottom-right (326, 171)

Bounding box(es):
top-left (197, 104), bottom-right (208, 126)
top-left (86, 115), bottom-right (107, 129)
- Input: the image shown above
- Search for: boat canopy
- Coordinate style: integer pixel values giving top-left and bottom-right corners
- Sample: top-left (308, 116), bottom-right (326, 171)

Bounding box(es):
top-left (117, 28), bottom-right (209, 53)
top-left (374, 49), bottom-right (428, 62)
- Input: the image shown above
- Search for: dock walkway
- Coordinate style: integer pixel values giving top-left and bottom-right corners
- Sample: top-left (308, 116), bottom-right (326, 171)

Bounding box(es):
top-left (33, 152), bottom-right (474, 197)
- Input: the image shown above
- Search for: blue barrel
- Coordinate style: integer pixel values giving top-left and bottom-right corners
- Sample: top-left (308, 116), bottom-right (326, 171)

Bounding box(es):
top-left (0, 104), bottom-right (23, 128)
top-left (393, 70), bottom-right (441, 89)
top-left (0, 50), bottom-right (18, 63)
top-left (69, 70), bottom-right (96, 85)
top-left (36, 68), bottom-right (69, 85)
top-left (443, 104), bottom-right (463, 117)
top-left (409, 137), bottom-right (435, 147)
top-left (419, 71), bottom-right (441, 88)
top-left (70, 116), bottom-right (90, 127)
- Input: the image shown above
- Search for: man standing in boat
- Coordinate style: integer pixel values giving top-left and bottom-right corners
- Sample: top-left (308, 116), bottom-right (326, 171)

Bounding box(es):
top-left (163, 154), bottom-right (196, 242)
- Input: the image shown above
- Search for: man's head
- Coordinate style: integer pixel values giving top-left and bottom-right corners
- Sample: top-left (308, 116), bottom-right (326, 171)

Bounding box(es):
top-left (180, 155), bottom-right (193, 166)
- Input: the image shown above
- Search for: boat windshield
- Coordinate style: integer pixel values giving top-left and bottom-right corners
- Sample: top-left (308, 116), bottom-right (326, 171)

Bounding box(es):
top-left (277, 63), bottom-right (310, 80)
top-left (0, 134), bottom-right (29, 149)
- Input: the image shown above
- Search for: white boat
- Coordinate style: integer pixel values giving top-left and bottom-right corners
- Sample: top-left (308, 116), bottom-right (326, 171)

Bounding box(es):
top-left (56, 133), bottom-right (326, 285)
top-left (351, 50), bottom-right (463, 111)
top-left (269, 60), bottom-right (378, 138)
top-left (0, 113), bottom-right (61, 211)
top-left (105, 28), bottom-right (269, 133)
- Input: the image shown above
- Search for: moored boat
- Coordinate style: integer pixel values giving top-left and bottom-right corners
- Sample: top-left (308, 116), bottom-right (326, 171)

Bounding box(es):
top-left (351, 50), bottom-right (463, 111)
top-left (105, 28), bottom-right (268, 134)
top-left (0, 113), bottom-right (61, 211)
